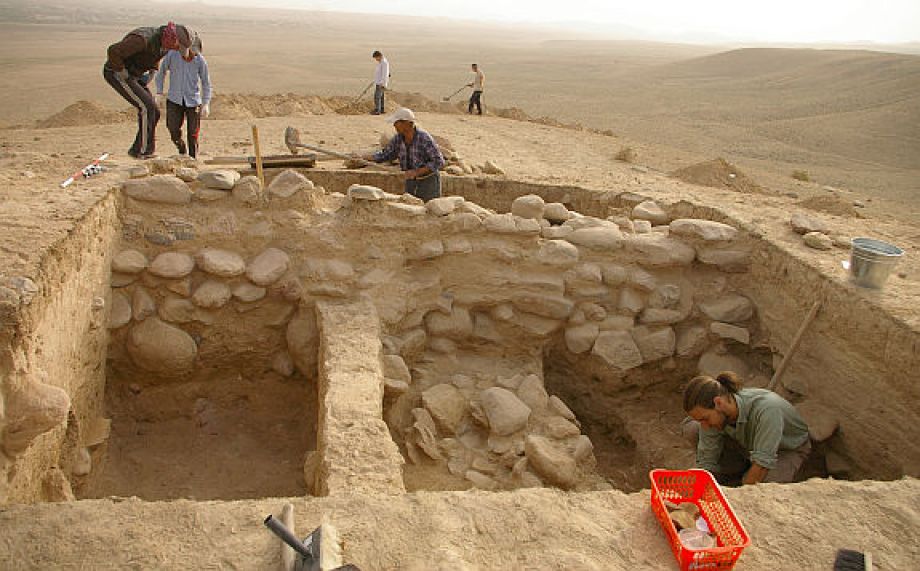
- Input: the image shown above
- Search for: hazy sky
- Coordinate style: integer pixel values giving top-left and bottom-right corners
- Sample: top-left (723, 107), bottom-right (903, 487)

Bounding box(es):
top-left (176, 0), bottom-right (920, 43)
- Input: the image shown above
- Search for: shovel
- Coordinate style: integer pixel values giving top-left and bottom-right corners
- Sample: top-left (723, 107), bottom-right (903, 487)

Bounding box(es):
top-left (284, 126), bottom-right (399, 172)
top-left (442, 85), bottom-right (468, 102)
top-left (336, 81), bottom-right (374, 112)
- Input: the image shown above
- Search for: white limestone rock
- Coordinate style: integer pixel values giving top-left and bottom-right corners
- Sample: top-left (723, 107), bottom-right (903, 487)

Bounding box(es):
top-left (347, 184), bottom-right (385, 201)
top-left (549, 395), bottom-right (576, 421)
top-left (699, 295), bottom-right (753, 323)
top-left (525, 435), bottom-right (577, 489)
top-left (426, 196), bottom-right (465, 216)
top-left (511, 294), bottom-right (574, 321)
top-left (480, 387), bottom-right (532, 436)
top-left (543, 202), bottom-right (572, 224)
top-left (676, 325), bottom-right (709, 358)
top-left (536, 239), bottom-right (579, 268)
top-left (517, 374), bottom-right (549, 411)
top-left (148, 252), bottom-right (195, 279)
top-left (192, 280), bottom-right (232, 309)
top-left (112, 250), bottom-right (148, 274)
top-left (544, 416), bottom-right (580, 439)
top-left (618, 288), bottom-right (645, 315)
top-left (601, 264), bottom-right (628, 286)
top-left (710, 322), bottom-right (750, 344)
top-left (481, 160), bottom-right (505, 175)
top-left (176, 167), bottom-right (197, 182)
top-left (231, 282), bottom-right (266, 303)
top-left (198, 169), bottom-right (240, 190)
top-left (268, 169), bottom-right (315, 198)
top-left (422, 383), bottom-right (468, 435)
top-left (232, 175), bottom-right (262, 205)
top-left (669, 219), bottom-right (739, 242)
top-left (511, 194), bottom-right (546, 220)
top-left (565, 323), bottom-right (600, 354)
top-left (542, 225), bottom-right (575, 239)
top-left (565, 227), bottom-right (624, 250)
top-left (632, 200), bottom-right (669, 225)
top-left (108, 292), bottom-right (132, 329)
top-left (592, 330), bottom-right (643, 371)
top-left (122, 175), bottom-right (192, 204)
top-left (632, 326), bottom-right (676, 363)
top-left (126, 317), bottom-right (197, 373)
top-left (623, 233), bottom-right (696, 267)
top-left (196, 248), bottom-right (246, 277)
top-left (247, 248), bottom-right (290, 286)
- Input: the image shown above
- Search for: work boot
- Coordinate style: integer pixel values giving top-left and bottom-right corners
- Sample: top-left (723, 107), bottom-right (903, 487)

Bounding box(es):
top-left (176, 141), bottom-right (187, 155)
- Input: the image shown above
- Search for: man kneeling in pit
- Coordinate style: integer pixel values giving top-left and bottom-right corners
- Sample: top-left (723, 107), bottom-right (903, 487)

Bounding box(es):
top-left (681, 371), bottom-right (811, 486)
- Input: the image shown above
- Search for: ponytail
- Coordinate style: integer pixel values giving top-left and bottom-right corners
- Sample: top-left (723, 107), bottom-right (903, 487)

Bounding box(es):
top-left (683, 371), bottom-right (742, 412)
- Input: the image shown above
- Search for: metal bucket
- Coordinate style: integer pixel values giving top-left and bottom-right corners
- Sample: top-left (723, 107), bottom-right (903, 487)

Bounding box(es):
top-left (849, 237), bottom-right (903, 289)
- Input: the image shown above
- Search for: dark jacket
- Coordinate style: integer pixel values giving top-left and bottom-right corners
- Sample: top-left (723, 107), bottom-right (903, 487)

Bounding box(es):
top-left (106, 26), bottom-right (166, 76)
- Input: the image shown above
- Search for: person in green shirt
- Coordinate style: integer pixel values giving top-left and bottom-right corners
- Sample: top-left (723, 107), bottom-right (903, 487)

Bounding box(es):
top-left (682, 371), bottom-right (811, 486)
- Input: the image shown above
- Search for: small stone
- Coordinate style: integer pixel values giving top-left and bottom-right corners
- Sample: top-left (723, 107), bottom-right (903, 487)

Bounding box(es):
top-left (198, 169), bottom-right (241, 190)
top-left (246, 248), bottom-right (290, 286)
top-left (803, 231), bottom-right (833, 250)
top-left (112, 250), bottom-right (148, 274)
top-left (232, 282), bottom-right (266, 303)
top-left (511, 194), bottom-right (545, 220)
top-left (232, 175), bottom-right (262, 205)
top-left (191, 280), bottom-right (232, 309)
top-left (148, 252), bottom-right (195, 279)
top-left (790, 212), bottom-right (829, 235)
top-left (268, 169), bottom-right (314, 198)
top-left (632, 200), bottom-right (669, 225)
top-left (176, 167), bottom-right (198, 182)
top-left (347, 184), bottom-right (386, 201)
top-left (196, 248), bottom-right (246, 277)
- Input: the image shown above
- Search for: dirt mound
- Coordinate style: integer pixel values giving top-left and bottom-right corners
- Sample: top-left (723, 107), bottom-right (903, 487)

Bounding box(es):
top-left (36, 100), bottom-right (131, 128)
top-left (670, 158), bottom-right (766, 194)
top-left (209, 93), bottom-right (336, 120)
top-left (797, 195), bottom-right (864, 218)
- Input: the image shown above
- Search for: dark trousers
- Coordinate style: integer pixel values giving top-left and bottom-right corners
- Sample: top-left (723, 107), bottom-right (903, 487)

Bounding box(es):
top-left (103, 66), bottom-right (159, 156)
top-left (374, 85), bottom-right (385, 114)
top-left (468, 90), bottom-right (483, 114)
top-left (166, 100), bottom-right (201, 158)
top-left (405, 172), bottom-right (441, 202)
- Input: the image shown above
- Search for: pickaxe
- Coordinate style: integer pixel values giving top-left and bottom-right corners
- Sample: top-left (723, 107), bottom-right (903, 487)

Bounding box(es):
top-left (284, 126), bottom-right (399, 172)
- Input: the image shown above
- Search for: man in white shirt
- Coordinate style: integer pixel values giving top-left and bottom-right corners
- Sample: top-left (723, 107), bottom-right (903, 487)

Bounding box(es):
top-left (154, 27), bottom-right (210, 158)
top-left (372, 50), bottom-right (390, 115)
top-left (467, 63), bottom-right (484, 115)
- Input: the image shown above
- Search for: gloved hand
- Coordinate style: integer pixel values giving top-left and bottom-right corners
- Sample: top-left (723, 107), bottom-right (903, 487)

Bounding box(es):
top-left (199, 103), bottom-right (210, 119)
top-left (155, 93), bottom-right (165, 108)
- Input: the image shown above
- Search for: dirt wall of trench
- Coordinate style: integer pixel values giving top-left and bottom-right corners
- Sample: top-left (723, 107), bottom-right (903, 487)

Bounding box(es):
top-left (0, 192), bottom-right (120, 504)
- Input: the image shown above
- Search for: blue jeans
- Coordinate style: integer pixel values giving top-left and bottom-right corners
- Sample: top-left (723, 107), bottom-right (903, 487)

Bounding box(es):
top-left (405, 172), bottom-right (440, 202)
top-left (374, 85), bottom-right (385, 113)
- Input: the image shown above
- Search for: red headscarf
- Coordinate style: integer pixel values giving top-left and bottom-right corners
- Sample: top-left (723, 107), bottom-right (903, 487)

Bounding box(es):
top-left (161, 22), bottom-right (179, 50)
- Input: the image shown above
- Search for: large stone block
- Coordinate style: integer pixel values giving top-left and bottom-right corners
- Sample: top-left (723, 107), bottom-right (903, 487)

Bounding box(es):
top-left (126, 318), bottom-right (198, 374)
top-left (592, 330), bottom-right (643, 371)
top-left (122, 175), bottom-right (192, 204)
top-left (480, 387), bottom-right (532, 436)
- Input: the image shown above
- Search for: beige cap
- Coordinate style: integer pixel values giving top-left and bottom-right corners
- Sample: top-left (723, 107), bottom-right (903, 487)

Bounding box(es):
top-left (387, 107), bottom-right (416, 124)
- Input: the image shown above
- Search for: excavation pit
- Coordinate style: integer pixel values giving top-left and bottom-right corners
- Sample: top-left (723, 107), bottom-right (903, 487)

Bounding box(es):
top-left (1, 165), bottom-right (918, 507)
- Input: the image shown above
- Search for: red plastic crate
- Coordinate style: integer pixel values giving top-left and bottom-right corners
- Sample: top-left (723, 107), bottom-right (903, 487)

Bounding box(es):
top-left (650, 469), bottom-right (751, 570)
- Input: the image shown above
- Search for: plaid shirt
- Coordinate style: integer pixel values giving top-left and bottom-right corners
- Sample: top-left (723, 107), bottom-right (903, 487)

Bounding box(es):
top-left (374, 127), bottom-right (445, 174)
